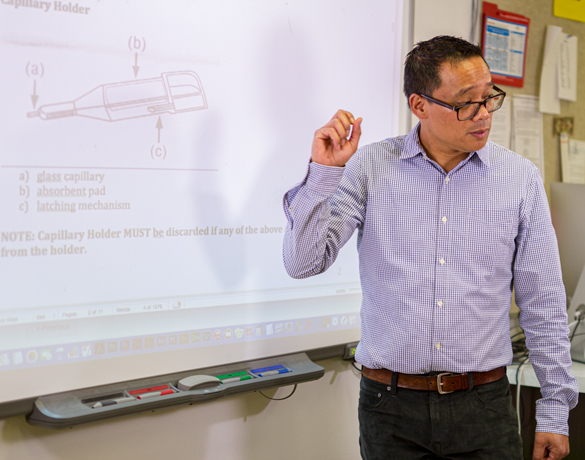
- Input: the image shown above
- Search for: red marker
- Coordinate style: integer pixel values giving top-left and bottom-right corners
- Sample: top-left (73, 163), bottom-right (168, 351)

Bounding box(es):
top-left (128, 385), bottom-right (169, 396)
top-left (137, 389), bottom-right (174, 399)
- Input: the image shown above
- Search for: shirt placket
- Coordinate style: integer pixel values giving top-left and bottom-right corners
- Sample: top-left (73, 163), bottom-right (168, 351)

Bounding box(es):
top-left (431, 173), bottom-right (453, 371)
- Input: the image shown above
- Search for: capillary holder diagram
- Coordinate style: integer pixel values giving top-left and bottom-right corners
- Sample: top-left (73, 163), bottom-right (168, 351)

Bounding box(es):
top-left (27, 71), bottom-right (208, 122)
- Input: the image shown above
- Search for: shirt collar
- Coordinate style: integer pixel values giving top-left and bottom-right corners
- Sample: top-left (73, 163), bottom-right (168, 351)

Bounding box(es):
top-left (401, 122), bottom-right (491, 167)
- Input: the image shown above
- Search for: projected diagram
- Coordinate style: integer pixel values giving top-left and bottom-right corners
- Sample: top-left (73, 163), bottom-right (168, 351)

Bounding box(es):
top-left (27, 71), bottom-right (208, 122)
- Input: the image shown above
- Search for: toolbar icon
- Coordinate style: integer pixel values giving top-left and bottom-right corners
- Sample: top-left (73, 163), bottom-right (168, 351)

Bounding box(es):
top-left (40, 349), bottom-right (53, 361)
top-left (12, 351), bottom-right (23, 365)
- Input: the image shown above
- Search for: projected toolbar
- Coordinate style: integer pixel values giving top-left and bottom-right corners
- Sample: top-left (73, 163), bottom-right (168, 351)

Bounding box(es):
top-left (0, 283), bottom-right (362, 327)
top-left (0, 311), bottom-right (360, 372)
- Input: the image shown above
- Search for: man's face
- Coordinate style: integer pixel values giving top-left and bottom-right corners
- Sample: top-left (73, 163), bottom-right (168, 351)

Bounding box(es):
top-left (423, 56), bottom-right (494, 158)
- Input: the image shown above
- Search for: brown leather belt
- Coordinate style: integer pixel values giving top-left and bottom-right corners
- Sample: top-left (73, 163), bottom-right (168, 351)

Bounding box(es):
top-left (362, 366), bottom-right (505, 394)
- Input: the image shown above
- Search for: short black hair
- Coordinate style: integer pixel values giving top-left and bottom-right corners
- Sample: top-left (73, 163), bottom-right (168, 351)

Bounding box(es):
top-left (403, 36), bottom-right (486, 101)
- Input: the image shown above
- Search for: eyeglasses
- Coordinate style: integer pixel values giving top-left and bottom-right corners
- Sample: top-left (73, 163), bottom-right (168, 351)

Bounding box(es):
top-left (419, 85), bottom-right (506, 121)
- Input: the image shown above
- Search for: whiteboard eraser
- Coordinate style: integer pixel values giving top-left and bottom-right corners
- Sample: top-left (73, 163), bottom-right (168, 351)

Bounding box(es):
top-left (177, 375), bottom-right (221, 391)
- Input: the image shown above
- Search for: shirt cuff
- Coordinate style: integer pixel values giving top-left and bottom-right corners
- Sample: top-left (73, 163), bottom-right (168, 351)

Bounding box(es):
top-left (306, 161), bottom-right (345, 195)
top-left (535, 400), bottom-right (570, 436)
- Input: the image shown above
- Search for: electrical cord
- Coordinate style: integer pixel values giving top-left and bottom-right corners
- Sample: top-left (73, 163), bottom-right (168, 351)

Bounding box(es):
top-left (515, 354), bottom-right (530, 435)
top-left (510, 330), bottom-right (526, 342)
top-left (569, 316), bottom-right (582, 343)
top-left (510, 325), bottom-right (529, 430)
top-left (511, 339), bottom-right (528, 352)
top-left (259, 384), bottom-right (297, 401)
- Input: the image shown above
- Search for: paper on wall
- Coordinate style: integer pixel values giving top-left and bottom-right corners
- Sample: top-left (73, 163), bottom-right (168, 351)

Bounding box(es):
top-left (554, 0), bottom-right (585, 23)
top-left (511, 95), bottom-right (544, 175)
top-left (484, 17), bottom-right (528, 81)
top-left (539, 25), bottom-right (562, 114)
top-left (413, 0), bottom-right (474, 44)
top-left (558, 34), bottom-right (578, 101)
top-left (560, 133), bottom-right (585, 184)
top-left (489, 98), bottom-right (511, 150)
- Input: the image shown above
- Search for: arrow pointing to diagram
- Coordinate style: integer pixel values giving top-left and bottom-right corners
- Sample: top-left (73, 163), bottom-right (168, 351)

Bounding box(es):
top-left (132, 53), bottom-right (140, 77)
top-left (156, 116), bottom-right (163, 143)
top-left (30, 80), bottom-right (38, 109)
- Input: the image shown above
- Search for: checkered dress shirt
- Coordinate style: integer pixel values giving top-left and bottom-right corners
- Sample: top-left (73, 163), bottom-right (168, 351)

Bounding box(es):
top-left (283, 124), bottom-right (578, 435)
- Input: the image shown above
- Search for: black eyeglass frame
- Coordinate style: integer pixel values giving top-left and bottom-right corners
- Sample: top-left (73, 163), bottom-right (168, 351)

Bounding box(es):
top-left (419, 85), bottom-right (506, 121)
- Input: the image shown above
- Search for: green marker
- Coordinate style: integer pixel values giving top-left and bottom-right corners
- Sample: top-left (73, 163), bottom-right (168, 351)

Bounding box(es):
top-left (221, 375), bottom-right (252, 384)
top-left (216, 371), bottom-right (248, 380)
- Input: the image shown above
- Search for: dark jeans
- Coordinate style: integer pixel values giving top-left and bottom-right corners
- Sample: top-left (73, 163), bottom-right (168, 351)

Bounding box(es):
top-left (358, 374), bottom-right (522, 460)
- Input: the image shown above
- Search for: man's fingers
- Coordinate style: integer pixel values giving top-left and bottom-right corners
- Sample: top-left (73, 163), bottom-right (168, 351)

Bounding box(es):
top-left (330, 115), bottom-right (362, 148)
top-left (311, 110), bottom-right (362, 166)
top-left (532, 442), bottom-right (547, 460)
top-left (329, 118), bottom-right (352, 144)
top-left (532, 433), bottom-right (570, 460)
top-left (329, 110), bottom-right (358, 139)
top-left (349, 117), bottom-right (363, 145)
top-left (315, 126), bottom-right (343, 149)
top-left (333, 109), bottom-right (355, 131)
top-left (317, 116), bottom-right (357, 150)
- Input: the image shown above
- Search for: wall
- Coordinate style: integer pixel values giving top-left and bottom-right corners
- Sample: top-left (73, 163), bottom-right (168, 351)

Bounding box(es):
top-left (0, 358), bottom-right (361, 460)
top-left (491, 0), bottom-right (585, 196)
top-left (480, 0), bottom-right (585, 316)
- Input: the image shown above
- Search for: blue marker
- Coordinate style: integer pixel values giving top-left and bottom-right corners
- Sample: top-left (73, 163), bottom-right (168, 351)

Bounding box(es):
top-left (250, 364), bottom-right (284, 374)
top-left (258, 369), bottom-right (290, 377)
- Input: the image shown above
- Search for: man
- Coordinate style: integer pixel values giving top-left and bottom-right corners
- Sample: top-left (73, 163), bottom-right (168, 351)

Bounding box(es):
top-left (283, 36), bottom-right (578, 460)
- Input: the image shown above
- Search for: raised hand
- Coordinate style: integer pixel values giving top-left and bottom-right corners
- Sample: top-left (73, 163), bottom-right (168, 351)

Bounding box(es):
top-left (311, 110), bottom-right (362, 167)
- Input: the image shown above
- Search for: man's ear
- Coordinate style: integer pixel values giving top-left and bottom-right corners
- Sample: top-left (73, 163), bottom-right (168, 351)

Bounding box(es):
top-left (409, 94), bottom-right (429, 120)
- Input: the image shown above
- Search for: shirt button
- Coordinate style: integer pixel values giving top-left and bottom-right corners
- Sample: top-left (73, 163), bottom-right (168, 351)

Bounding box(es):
top-left (437, 300), bottom-right (444, 307)
top-left (445, 177), bottom-right (450, 183)
top-left (441, 216), bottom-right (447, 223)
top-left (435, 343), bottom-right (441, 350)
top-left (439, 258), bottom-right (445, 265)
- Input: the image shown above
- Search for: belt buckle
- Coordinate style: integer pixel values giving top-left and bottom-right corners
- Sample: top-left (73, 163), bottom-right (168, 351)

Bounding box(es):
top-left (437, 372), bottom-right (454, 394)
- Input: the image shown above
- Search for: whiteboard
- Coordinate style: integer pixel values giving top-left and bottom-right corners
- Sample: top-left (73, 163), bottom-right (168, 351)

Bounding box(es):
top-left (0, 0), bottom-right (404, 404)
